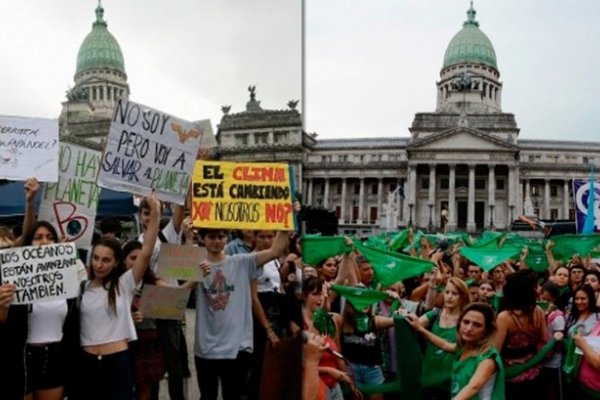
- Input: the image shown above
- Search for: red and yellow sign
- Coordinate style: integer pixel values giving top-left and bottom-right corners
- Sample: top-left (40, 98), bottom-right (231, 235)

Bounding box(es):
top-left (192, 161), bottom-right (295, 230)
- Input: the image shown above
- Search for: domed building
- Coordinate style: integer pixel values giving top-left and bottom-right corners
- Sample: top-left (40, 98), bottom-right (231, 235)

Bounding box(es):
top-left (59, 2), bottom-right (130, 150)
top-left (222, 3), bottom-right (598, 235)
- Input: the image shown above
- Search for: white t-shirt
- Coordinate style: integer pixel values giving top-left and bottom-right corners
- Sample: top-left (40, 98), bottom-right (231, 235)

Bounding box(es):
top-left (255, 259), bottom-right (282, 293)
top-left (80, 269), bottom-right (138, 346)
top-left (27, 299), bottom-right (68, 344)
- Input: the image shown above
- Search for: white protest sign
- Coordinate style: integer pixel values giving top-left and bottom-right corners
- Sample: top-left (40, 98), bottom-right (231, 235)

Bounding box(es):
top-left (0, 243), bottom-right (80, 304)
top-left (39, 143), bottom-right (101, 247)
top-left (0, 115), bottom-right (59, 182)
top-left (97, 99), bottom-right (208, 205)
top-left (156, 244), bottom-right (206, 281)
top-left (138, 285), bottom-right (191, 320)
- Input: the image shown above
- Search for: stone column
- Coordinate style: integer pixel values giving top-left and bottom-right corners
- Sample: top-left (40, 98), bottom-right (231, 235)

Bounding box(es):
top-left (302, 179), bottom-right (307, 202)
top-left (563, 179), bottom-right (570, 219)
top-left (307, 179), bottom-right (314, 206)
top-left (323, 178), bottom-right (330, 209)
top-left (467, 164), bottom-right (476, 232)
top-left (544, 179), bottom-right (551, 219)
top-left (515, 166), bottom-right (522, 217)
top-left (428, 164), bottom-right (436, 226)
top-left (358, 178), bottom-right (365, 224)
top-left (377, 178), bottom-right (383, 216)
top-left (340, 178), bottom-right (347, 223)
top-left (488, 164), bottom-right (495, 228)
top-left (508, 166), bottom-right (515, 219)
top-left (410, 165), bottom-right (418, 225)
top-left (448, 164), bottom-right (457, 231)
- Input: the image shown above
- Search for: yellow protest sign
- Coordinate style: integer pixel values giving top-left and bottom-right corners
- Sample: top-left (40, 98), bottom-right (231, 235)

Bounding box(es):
top-left (192, 161), bottom-right (295, 230)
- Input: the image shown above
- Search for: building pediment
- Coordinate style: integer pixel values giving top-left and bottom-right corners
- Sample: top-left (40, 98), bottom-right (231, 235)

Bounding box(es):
top-left (408, 127), bottom-right (518, 152)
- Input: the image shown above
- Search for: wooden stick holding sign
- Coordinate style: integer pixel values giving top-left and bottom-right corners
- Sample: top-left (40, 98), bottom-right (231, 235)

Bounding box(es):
top-left (0, 243), bottom-right (80, 304)
top-left (138, 285), bottom-right (191, 320)
top-left (156, 244), bottom-right (206, 281)
top-left (192, 160), bottom-right (296, 230)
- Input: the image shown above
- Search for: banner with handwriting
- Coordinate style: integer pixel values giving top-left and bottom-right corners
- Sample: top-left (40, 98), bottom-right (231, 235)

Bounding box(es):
top-left (97, 99), bottom-right (215, 205)
top-left (156, 244), bottom-right (206, 281)
top-left (138, 285), bottom-right (191, 320)
top-left (39, 143), bottom-right (101, 247)
top-left (192, 161), bottom-right (295, 230)
top-left (0, 115), bottom-right (59, 182)
top-left (0, 243), bottom-right (79, 304)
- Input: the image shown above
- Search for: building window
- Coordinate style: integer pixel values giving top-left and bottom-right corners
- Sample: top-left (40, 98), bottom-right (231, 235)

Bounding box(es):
top-left (92, 87), bottom-right (97, 100)
top-left (551, 209), bottom-right (558, 220)
top-left (528, 155), bottom-right (534, 162)
top-left (352, 206), bottom-right (359, 222)
top-left (335, 206), bottom-right (341, 219)
top-left (389, 183), bottom-right (397, 192)
top-left (254, 133), bottom-right (268, 145)
top-left (336, 183), bottom-right (342, 195)
top-left (456, 178), bottom-right (468, 189)
top-left (441, 178), bottom-right (449, 190)
top-left (371, 184), bottom-right (378, 195)
top-left (354, 184), bottom-right (360, 194)
top-left (496, 179), bottom-right (504, 190)
top-left (583, 157), bottom-right (589, 164)
top-left (370, 207), bottom-right (378, 224)
top-left (99, 86), bottom-right (104, 100)
top-left (569, 209), bottom-right (575, 220)
top-left (274, 131), bottom-right (287, 144)
top-left (421, 178), bottom-right (430, 190)
top-left (532, 185), bottom-right (539, 196)
top-left (475, 179), bottom-right (486, 190)
top-left (550, 185), bottom-right (558, 197)
top-left (236, 134), bottom-right (248, 146)
top-left (107, 86), bottom-right (111, 100)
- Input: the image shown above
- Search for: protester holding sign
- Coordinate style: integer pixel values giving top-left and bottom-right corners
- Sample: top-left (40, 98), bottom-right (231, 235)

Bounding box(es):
top-left (74, 193), bottom-right (160, 400)
top-left (194, 227), bottom-right (292, 400)
top-left (23, 221), bottom-right (82, 400)
top-left (0, 178), bottom-right (41, 399)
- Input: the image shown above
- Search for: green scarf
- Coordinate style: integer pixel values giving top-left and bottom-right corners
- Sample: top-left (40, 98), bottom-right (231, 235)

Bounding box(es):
top-left (331, 284), bottom-right (389, 310)
top-left (302, 235), bottom-right (353, 265)
top-left (551, 233), bottom-right (600, 262)
top-left (312, 307), bottom-right (336, 337)
top-left (354, 241), bottom-right (435, 287)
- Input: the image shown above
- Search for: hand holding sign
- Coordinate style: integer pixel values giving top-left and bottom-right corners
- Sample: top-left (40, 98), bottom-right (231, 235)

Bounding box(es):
top-left (24, 177), bottom-right (40, 203)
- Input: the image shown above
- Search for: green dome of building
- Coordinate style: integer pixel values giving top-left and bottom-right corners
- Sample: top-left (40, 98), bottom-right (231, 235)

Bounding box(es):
top-left (76, 4), bottom-right (125, 76)
top-left (443, 5), bottom-right (497, 70)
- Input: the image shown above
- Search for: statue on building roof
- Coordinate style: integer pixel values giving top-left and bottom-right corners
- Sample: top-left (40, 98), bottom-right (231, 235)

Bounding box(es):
top-left (248, 85), bottom-right (256, 101)
top-left (221, 105), bottom-right (231, 115)
top-left (66, 86), bottom-right (88, 101)
top-left (453, 71), bottom-right (472, 91)
top-left (287, 100), bottom-right (299, 110)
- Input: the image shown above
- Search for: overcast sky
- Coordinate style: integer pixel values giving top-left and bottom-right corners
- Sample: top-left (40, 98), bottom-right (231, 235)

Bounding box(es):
top-left (305, 0), bottom-right (600, 141)
top-left (1, 0), bottom-right (301, 131)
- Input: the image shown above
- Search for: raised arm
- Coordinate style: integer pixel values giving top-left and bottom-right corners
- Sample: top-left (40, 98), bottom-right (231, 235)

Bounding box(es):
top-left (405, 313), bottom-right (456, 353)
top-left (132, 194), bottom-right (161, 283)
top-left (14, 178), bottom-right (39, 247)
top-left (545, 240), bottom-right (559, 274)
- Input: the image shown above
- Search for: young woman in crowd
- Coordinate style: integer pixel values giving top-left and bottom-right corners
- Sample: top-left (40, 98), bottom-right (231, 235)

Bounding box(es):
top-left (406, 277), bottom-right (470, 399)
top-left (477, 280), bottom-right (496, 304)
top-left (573, 322), bottom-right (600, 398)
top-left (489, 266), bottom-right (506, 295)
top-left (551, 266), bottom-right (572, 310)
top-left (75, 193), bottom-right (160, 400)
top-left (302, 277), bottom-right (349, 400)
top-left (23, 221), bottom-right (81, 400)
top-left (122, 240), bottom-right (165, 400)
top-left (566, 284), bottom-right (599, 338)
top-left (495, 269), bottom-right (548, 399)
top-left (407, 302), bottom-right (504, 400)
top-left (583, 270), bottom-right (600, 307)
top-left (570, 263), bottom-right (587, 292)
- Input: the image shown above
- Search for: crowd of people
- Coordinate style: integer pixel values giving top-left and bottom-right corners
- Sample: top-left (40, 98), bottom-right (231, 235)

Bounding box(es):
top-left (2, 178), bottom-right (600, 400)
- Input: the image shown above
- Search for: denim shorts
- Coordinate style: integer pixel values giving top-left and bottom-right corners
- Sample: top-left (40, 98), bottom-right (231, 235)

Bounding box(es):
top-left (348, 362), bottom-right (385, 386)
top-left (26, 342), bottom-right (66, 393)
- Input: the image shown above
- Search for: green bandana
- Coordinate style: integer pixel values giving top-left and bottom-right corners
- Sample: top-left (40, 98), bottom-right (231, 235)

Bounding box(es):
top-left (354, 241), bottom-right (435, 287)
top-left (302, 235), bottom-right (353, 266)
top-left (388, 230), bottom-right (410, 252)
top-left (459, 234), bottom-right (521, 272)
top-left (331, 284), bottom-right (389, 310)
top-left (354, 313), bottom-right (370, 333)
top-left (312, 307), bottom-right (336, 337)
top-left (551, 234), bottom-right (600, 262)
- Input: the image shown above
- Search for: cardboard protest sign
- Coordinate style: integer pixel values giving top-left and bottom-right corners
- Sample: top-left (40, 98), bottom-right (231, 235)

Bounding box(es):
top-left (573, 179), bottom-right (600, 233)
top-left (192, 161), bottom-right (296, 230)
top-left (39, 143), bottom-right (101, 247)
top-left (156, 244), bottom-right (206, 281)
top-left (97, 99), bottom-right (213, 205)
top-left (138, 285), bottom-right (191, 320)
top-left (0, 243), bottom-right (79, 304)
top-left (0, 115), bottom-right (59, 182)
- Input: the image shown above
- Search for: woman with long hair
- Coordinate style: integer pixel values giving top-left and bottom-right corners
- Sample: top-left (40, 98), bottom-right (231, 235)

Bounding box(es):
top-left (495, 269), bottom-right (548, 399)
top-left (302, 277), bottom-right (349, 400)
top-left (566, 284), bottom-right (599, 338)
top-left (406, 277), bottom-right (470, 399)
top-left (75, 194), bottom-right (161, 400)
top-left (583, 270), bottom-right (600, 307)
top-left (551, 265), bottom-right (571, 310)
top-left (23, 221), bottom-right (82, 400)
